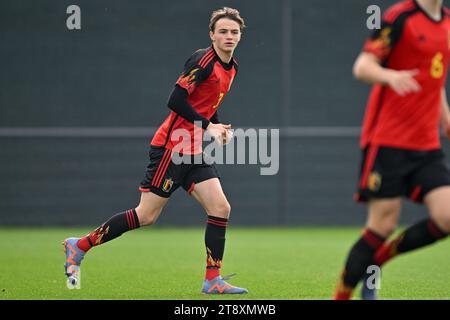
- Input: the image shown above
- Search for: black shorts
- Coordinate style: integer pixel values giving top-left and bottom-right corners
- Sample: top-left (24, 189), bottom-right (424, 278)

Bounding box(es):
top-left (354, 145), bottom-right (450, 203)
top-left (139, 146), bottom-right (220, 198)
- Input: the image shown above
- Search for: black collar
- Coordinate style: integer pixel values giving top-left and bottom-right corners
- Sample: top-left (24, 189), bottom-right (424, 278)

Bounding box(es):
top-left (211, 45), bottom-right (234, 70)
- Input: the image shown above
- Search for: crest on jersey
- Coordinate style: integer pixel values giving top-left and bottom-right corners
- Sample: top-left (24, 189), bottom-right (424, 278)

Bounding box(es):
top-left (162, 178), bottom-right (174, 192)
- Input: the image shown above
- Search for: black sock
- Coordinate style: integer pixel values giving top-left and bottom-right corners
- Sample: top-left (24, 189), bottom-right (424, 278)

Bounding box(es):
top-left (398, 219), bottom-right (447, 252)
top-left (341, 228), bottom-right (386, 288)
top-left (375, 219), bottom-right (448, 265)
top-left (204, 215), bottom-right (228, 280)
top-left (78, 209), bottom-right (140, 252)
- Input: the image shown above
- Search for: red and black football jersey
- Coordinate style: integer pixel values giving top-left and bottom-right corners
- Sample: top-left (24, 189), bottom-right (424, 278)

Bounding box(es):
top-left (151, 46), bottom-right (238, 154)
top-left (361, 0), bottom-right (450, 150)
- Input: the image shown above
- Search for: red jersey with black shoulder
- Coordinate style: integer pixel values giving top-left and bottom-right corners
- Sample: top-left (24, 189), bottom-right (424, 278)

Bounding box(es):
top-left (151, 46), bottom-right (238, 154)
top-left (361, 0), bottom-right (450, 150)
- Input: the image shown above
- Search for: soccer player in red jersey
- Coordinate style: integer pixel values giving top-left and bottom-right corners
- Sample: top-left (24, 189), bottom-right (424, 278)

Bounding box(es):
top-left (335, 0), bottom-right (450, 299)
top-left (63, 7), bottom-right (248, 294)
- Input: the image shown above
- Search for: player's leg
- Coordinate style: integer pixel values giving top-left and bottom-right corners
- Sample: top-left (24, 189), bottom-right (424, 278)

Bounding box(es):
top-left (63, 192), bottom-right (169, 281)
top-left (335, 198), bottom-right (401, 300)
top-left (190, 178), bottom-right (247, 294)
top-left (336, 145), bottom-right (405, 299)
top-left (190, 177), bottom-right (230, 279)
top-left (181, 162), bottom-right (247, 294)
top-left (426, 186), bottom-right (450, 232)
top-left (76, 191), bottom-right (168, 251)
top-left (63, 146), bottom-right (175, 282)
top-left (373, 154), bottom-right (450, 266)
top-left (374, 188), bottom-right (450, 268)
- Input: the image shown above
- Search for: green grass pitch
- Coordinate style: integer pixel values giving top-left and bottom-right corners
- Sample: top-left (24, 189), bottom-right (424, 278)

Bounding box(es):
top-left (1, 227), bottom-right (450, 300)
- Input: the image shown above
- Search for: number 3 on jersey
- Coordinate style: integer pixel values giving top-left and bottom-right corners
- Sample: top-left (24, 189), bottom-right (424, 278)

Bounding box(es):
top-left (212, 92), bottom-right (224, 109)
top-left (430, 52), bottom-right (444, 79)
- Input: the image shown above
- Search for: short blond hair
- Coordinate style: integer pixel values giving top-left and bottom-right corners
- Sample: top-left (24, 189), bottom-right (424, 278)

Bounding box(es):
top-left (209, 7), bottom-right (246, 32)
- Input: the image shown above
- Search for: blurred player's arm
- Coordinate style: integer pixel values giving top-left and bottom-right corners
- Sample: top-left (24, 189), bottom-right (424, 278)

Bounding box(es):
top-left (353, 52), bottom-right (420, 97)
top-left (440, 88), bottom-right (450, 139)
top-left (354, 10), bottom-right (421, 97)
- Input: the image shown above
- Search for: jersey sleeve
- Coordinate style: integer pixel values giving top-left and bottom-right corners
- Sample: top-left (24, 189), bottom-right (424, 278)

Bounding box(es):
top-left (210, 111), bottom-right (220, 124)
top-left (167, 85), bottom-right (210, 129)
top-left (175, 50), bottom-right (212, 95)
top-left (362, 9), bottom-right (405, 61)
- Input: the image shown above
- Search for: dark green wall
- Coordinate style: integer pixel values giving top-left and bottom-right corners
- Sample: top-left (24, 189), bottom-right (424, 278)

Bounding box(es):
top-left (1, 0), bottom-right (448, 226)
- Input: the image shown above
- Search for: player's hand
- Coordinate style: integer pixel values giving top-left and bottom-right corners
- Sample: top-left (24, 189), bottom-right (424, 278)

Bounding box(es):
top-left (386, 69), bottom-right (421, 96)
top-left (206, 123), bottom-right (232, 145)
top-left (219, 129), bottom-right (234, 146)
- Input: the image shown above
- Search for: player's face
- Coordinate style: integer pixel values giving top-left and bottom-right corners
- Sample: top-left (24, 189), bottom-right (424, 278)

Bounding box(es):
top-left (210, 18), bottom-right (241, 54)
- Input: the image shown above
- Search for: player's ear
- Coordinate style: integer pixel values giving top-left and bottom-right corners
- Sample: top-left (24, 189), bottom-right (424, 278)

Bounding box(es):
top-left (209, 30), bottom-right (215, 42)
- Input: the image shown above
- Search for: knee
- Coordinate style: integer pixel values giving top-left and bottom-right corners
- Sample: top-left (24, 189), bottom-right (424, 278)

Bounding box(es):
top-left (369, 218), bottom-right (398, 238)
top-left (368, 204), bottom-right (401, 238)
top-left (135, 207), bottom-right (161, 226)
top-left (378, 223), bottom-right (397, 238)
top-left (432, 212), bottom-right (450, 234)
top-left (208, 201), bottom-right (231, 219)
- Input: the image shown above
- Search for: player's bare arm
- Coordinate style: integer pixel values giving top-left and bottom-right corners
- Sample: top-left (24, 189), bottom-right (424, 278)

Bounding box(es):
top-left (353, 52), bottom-right (421, 96)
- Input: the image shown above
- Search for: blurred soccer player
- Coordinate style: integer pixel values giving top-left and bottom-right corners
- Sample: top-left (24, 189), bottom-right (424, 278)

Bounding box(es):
top-left (63, 7), bottom-right (248, 294)
top-left (335, 0), bottom-right (450, 300)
